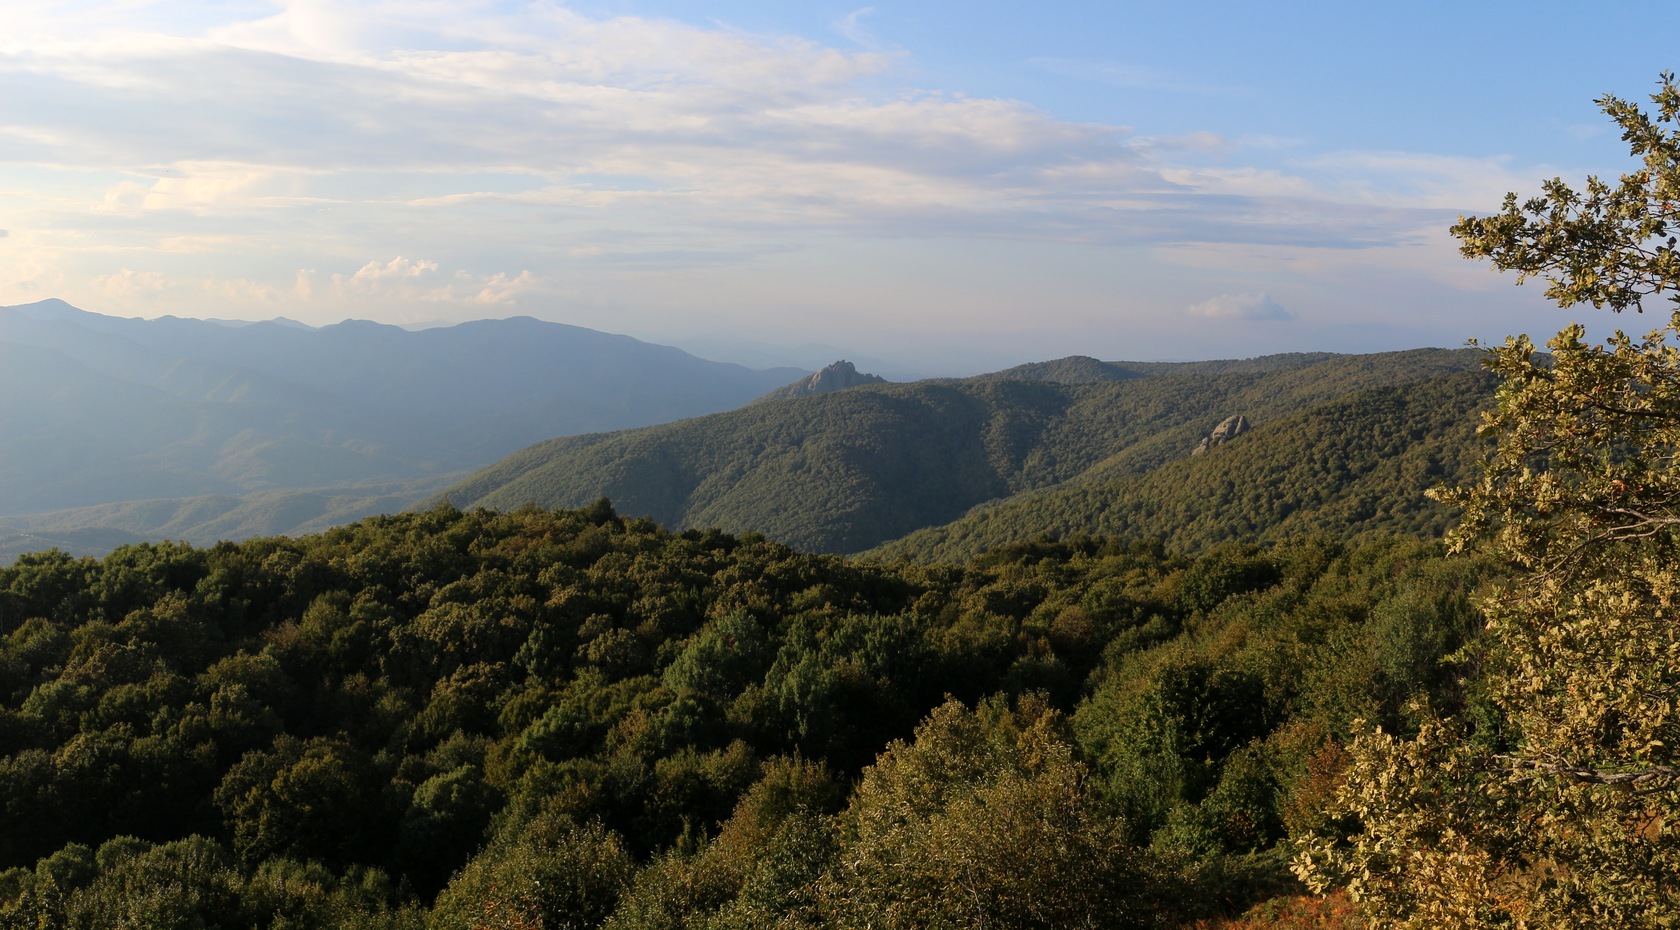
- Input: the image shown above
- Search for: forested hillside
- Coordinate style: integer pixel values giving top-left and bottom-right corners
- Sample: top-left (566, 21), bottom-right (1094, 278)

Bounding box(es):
top-left (875, 369), bottom-right (1494, 563)
top-left (0, 504), bottom-right (1491, 928)
top-left (443, 349), bottom-right (1486, 553)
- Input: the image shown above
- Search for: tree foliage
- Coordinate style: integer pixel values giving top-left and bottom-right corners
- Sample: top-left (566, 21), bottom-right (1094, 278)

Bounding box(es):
top-left (873, 369), bottom-right (1493, 564)
top-left (1299, 74), bottom-right (1680, 928)
top-left (1451, 73), bottom-right (1680, 314)
top-left (0, 500), bottom-right (1491, 927)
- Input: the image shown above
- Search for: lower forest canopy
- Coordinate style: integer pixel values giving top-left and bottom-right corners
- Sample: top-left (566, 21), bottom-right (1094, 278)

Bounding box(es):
top-left (0, 504), bottom-right (1488, 928)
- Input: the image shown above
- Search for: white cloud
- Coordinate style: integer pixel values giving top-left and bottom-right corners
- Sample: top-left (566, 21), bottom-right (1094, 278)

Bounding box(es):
top-left (0, 0), bottom-right (1479, 255)
top-left (343, 256), bottom-right (438, 285)
top-left (316, 256), bottom-right (533, 306)
top-left (331, 256), bottom-right (439, 298)
top-left (99, 180), bottom-right (150, 214)
top-left (1186, 292), bottom-right (1293, 321)
top-left (91, 267), bottom-right (171, 299)
top-left (463, 269), bottom-right (535, 304)
top-left (141, 165), bottom-right (281, 212)
top-left (0, 253), bottom-right (63, 299)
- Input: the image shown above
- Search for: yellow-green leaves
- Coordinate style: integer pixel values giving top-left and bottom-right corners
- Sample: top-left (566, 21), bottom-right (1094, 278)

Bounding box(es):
top-left (1304, 74), bottom-right (1680, 930)
top-left (1454, 73), bottom-right (1680, 314)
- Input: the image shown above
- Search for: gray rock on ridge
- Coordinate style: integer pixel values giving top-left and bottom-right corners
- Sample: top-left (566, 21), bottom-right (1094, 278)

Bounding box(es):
top-left (752, 359), bottom-right (888, 403)
top-left (1192, 414), bottom-right (1250, 456)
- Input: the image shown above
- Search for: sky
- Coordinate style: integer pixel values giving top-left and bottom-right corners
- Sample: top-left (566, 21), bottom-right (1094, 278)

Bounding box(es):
top-left (2, 1), bottom-right (1677, 374)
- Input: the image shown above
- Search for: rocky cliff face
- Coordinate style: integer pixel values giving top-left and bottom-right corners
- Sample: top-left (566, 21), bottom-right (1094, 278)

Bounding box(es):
top-left (1192, 414), bottom-right (1250, 455)
top-left (752, 360), bottom-right (888, 403)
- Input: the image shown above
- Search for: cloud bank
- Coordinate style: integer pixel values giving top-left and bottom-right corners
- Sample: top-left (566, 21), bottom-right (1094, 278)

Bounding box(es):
top-left (1186, 292), bottom-right (1294, 321)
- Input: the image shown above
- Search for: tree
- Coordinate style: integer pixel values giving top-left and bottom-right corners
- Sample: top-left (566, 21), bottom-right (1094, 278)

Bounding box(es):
top-left (817, 697), bottom-right (1162, 930)
top-left (1297, 74), bottom-right (1680, 927)
top-left (429, 813), bottom-right (633, 930)
top-left (213, 735), bottom-right (385, 868)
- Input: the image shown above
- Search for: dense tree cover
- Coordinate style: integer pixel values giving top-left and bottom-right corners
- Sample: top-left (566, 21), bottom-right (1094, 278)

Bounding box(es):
top-left (1298, 75), bottom-right (1680, 927)
top-left (443, 349), bottom-right (1483, 554)
top-left (0, 504), bottom-right (1493, 927)
top-left (874, 370), bottom-right (1494, 563)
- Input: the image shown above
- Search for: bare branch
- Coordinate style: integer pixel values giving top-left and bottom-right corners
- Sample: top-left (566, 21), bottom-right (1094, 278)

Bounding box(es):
top-left (1498, 755), bottom-right (1680, 797)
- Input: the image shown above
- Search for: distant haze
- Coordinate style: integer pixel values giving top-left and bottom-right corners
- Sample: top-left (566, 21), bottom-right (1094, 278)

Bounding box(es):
top-left (0, 299), bottom-right (802, 529)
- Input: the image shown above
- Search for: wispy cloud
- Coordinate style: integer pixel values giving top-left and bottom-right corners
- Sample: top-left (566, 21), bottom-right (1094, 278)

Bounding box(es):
top-left (0, 4), bottom-right (1524, 247)
top-left (834, 7), bottom-right (882, 50)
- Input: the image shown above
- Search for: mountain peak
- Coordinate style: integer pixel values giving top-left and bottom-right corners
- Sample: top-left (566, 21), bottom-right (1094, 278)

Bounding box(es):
top-left (2, 297), bottom-right (91, 321)
top-left (752, 359), bottom-right (888, 404)
top-left (978, 355), bottom-right (1146, 384)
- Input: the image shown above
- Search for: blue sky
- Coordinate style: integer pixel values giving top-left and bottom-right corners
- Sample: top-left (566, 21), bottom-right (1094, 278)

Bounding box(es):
top-left (2, 1), bottom-right (1675, 372)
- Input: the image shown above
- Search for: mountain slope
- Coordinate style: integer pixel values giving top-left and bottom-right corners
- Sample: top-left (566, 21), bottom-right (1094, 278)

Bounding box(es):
top-left (870, 369), bottom-right (1494, 562)
top-left (442, 348), bottom-right (1488, 553)
top-left (0, 472), bottom-right (458, 556)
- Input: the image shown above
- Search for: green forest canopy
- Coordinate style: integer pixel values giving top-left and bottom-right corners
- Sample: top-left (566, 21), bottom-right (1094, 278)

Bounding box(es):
top-left (0, 505), bottom-right (1491, 928)
top-left (443, 348), bottom-right (1487, 555)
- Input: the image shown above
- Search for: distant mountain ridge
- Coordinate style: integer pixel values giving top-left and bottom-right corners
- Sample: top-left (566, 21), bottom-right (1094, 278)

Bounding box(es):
top-left (975, 355), bottom-right (1148, 383)
top-left (0, 298), bottom-right (804, 522)
top-left (441, 348), bottom-right (1490, 553)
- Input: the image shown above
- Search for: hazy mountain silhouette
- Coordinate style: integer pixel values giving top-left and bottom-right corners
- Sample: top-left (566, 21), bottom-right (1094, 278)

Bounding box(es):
top-left (0, 299), bottom-right (804, 518)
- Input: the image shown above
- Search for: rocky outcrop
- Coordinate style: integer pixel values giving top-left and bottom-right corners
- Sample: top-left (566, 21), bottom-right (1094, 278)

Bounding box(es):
top-left (1192, 414), bottom-right (1250, 456)
top-left (752, 360), bottom-right (887, 404)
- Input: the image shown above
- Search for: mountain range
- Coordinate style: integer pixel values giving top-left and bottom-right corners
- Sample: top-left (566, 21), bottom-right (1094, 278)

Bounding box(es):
top-left (2, 298), bottom-right (1496, 563)
top-left (0, 299), bottom-right (804, 551)
top-left (441, 348), bottom-right (1493, 555)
